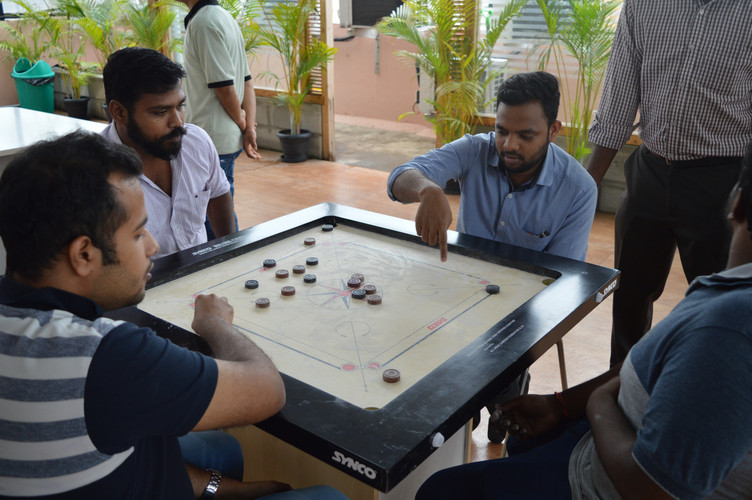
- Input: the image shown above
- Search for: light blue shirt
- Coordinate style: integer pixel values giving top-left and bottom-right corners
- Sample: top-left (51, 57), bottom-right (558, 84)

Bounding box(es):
top-left (387, 133), bottom-right (597, 261)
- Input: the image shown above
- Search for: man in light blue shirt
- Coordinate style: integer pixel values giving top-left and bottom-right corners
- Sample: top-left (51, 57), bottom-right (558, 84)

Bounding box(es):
top-left (388, 71), bottom-right (597, 262)
top-left (388, 71), bottom-right (597, 443)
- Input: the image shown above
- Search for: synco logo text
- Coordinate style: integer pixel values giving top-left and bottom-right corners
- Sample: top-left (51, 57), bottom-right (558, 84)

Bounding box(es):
top-left (331, 451), bottom-right (377, 479)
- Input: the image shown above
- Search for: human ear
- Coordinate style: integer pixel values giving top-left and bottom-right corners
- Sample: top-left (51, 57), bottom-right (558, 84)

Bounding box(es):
top-left (109, 100), bottom-right (128, 125)
top-left (67, 235), bottom-right (100, 277)
top-left (548, 120), bottom-right (562, 141)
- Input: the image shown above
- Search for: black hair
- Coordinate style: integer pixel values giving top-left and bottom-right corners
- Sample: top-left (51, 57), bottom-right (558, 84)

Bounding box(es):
top-left (103, 47), bottom-right (186, 110)
top-left (0, 131), bottom-right (143, 280)
top-left (496, 71), bottom-right (560, 125)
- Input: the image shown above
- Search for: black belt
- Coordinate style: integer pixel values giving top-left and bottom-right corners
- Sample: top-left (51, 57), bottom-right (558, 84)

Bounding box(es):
top-left (645, 148), bottom-right (742, 167)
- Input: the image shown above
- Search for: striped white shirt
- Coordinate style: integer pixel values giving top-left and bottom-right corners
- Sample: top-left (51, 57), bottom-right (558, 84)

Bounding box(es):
top-left (102, 123), bottom-right (231, 259)
top-left (589, 0), bottom-right (752, 161)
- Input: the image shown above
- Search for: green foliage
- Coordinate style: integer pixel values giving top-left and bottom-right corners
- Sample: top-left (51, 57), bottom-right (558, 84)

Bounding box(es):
top-left (0, 0), bottom-right (62, 64)
top-left (120, 0), bottom-right (182, 55)
top-left (54, 0), bottom-right (129, 68)
top-left (55, 35), bottom-right (92, 98)
top-left (218, 0), bottom-right (264, 54)
top-left (54, 0), bottom-right (180, 69)
top-left (377, 0), bottom-right (526, 146)
top-left (534, 0), bottom-right (621, 161)
top-left (246, 0), bottom-right (337, 135)
top-left (0, 0), bottom-right (180, 100)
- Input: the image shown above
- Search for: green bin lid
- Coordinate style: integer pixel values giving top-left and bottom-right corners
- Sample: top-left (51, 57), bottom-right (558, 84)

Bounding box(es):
top-left (12, 57), bottom-right (54, 79)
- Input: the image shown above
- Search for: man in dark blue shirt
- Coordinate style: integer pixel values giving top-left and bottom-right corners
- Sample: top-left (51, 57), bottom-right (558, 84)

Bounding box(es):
top-left (0, 132), bottom-right (345, 499)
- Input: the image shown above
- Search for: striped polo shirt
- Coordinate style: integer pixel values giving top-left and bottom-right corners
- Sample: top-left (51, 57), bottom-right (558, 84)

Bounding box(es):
top-left (0, 277), bottom-right (218, 498)
top-left (0, 305), bottom-right (132, 495)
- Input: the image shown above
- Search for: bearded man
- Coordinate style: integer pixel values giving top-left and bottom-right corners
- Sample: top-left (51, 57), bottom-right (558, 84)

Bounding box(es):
top-left (388, 71), bottom-right (597, 442)
top-left (102, 47), bottom-right (235, 259)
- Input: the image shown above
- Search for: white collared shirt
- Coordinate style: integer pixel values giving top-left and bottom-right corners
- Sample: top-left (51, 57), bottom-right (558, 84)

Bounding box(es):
top-left (102, 123), bottom-right (231, 258)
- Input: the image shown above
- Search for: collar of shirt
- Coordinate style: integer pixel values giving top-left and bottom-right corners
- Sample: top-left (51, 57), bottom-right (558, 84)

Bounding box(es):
top-left (687, 262), bottom-right (752, 294)
top-left (184, 0), bottom-right (219, 27)
top-left (0, 275), bottom-right (104, 320)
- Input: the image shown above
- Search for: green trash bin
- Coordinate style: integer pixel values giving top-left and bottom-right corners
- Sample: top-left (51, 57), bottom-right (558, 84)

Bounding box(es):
top-left (11, 57), bottom-right (55, 113)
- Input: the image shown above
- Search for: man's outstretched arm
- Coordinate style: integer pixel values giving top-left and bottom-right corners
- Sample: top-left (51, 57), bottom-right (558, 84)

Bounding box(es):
top-left (391, 169), bottom-right (453, 261)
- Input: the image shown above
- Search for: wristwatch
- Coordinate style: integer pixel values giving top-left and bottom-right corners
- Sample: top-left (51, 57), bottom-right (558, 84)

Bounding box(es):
top-left (199, 468), bottom-right (222, 499)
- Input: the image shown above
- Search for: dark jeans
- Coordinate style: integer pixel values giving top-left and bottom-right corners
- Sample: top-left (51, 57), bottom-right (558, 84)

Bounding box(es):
top-left (610, 145), bottom-right (741, 365)
top-left (206, 149), bottom-right (241, 240)
top-left (416, 419), bottom-right (591, 500)
top-left (179, 432), bottom-right (349, 499)
top-left (179, 430), bottom-right (244, 480)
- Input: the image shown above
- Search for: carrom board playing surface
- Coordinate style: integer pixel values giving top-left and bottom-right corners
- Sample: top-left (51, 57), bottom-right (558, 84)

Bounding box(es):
top-left (139, 225), bottom-right (548, 410)
top-left (111, 203), bottom-right (619, 493)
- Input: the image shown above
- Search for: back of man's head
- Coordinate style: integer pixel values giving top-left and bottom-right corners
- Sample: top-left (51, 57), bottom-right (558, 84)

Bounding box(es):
top-left (0, 131), bottom-right (142, 280)
top-left (104, 47), bottom-right (186, 111)
top-left (497, 71), bottom-right (560, 125)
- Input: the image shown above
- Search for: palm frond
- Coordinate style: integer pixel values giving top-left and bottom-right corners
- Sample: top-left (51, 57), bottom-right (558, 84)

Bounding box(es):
top-left (377, 0), bottom-right (525, 145)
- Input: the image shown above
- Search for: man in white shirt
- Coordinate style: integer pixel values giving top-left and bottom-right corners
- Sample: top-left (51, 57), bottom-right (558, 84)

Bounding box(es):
top-left (102, 47), bottom-right (235, 259)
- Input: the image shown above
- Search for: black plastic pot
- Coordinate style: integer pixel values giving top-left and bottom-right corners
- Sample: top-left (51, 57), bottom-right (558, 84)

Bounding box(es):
top-left (277, 129), bottom-right (313, 163)
top-left (63, 96), bottom-right (89, 120)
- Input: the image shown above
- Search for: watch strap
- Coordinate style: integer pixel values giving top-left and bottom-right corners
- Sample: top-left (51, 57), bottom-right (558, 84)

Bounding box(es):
top-left (199, 468), bottom-right (222, 499)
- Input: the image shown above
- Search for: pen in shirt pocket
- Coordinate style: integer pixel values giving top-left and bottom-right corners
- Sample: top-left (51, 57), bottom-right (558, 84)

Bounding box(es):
top-left (527, 230), bottom-right (549, 238)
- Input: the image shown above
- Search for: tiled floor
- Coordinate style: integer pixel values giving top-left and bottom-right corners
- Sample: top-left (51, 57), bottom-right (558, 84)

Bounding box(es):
top-left (232, 121), bottom-right (691, 463)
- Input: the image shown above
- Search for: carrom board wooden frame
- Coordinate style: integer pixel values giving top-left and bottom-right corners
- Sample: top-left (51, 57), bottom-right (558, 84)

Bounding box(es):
top-left (107, 203), bottom-right (620, 493)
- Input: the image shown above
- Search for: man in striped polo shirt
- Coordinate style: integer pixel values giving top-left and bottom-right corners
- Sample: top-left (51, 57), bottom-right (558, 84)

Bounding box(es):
top-left (0, 132), bottom-right (345, 499)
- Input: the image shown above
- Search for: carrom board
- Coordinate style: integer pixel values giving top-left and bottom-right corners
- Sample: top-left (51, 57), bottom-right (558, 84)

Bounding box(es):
top-left (108, 203), bottom-right (619, 492)
top-left (139, 225), bottom-right (548, 410)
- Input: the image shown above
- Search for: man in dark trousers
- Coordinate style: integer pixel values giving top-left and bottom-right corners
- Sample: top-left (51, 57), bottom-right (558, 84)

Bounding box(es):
top-left (586, 0), bottom-right (752, 365)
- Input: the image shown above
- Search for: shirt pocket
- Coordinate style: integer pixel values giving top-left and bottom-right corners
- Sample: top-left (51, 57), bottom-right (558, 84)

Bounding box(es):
top-left (518, 224), bottom-right (552, 252)
top-left (176, 188), bottom-right (212, 238)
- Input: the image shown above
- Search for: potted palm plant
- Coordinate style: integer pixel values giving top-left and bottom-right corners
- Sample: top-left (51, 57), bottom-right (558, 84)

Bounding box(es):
top-left (247, 0), bottom-right (337, 162)
top-left (52, 20), bottom-right (93, 119)
top-left (533, 0), bottom-right (621, 162)
top-left (377, 0), bottom-right (527, 147)
top-left (120, 0), bottom-right (182, 55)
top-left (53, 0), bottom-right (180, 120)
top-left (0, 0), bottom-right (61, 112)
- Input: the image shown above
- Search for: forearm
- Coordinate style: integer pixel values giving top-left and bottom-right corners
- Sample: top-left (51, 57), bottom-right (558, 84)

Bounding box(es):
top-left (587, 379), bottom-right (670, 500)
top-left (391, 169), bottom-right (444, 203)
top-left (214, 85), bottom-right (245, 131)
top-left (187, 463), bottom-right (291, 499)
top-left (557, 364), bottom-right (621, 420)
top-left (242, 79), bottom-right (256, 131)
top-left (207, 192), bottom-right (235, 238)
top-left (586, 145), bottom-right (619, 186)
top-left (194, 315), bottom-right (284, 426)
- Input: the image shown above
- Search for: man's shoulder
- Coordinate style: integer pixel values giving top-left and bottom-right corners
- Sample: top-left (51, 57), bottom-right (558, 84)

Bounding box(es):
top-left (182, 123), bottom-right (215, 149)
top-left (546, 143), bottom-right (597, 193)
top-left (100, 122), bottom-right (119, 143)
top-left (447, 132), bottom-right (496, 165)
top-left (176, 125), bottom-right (222, 177)
top-left (192, 3), bottom-right (239, 30)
